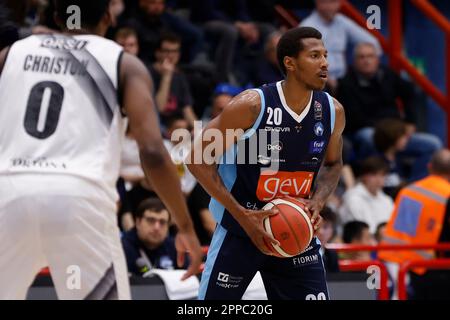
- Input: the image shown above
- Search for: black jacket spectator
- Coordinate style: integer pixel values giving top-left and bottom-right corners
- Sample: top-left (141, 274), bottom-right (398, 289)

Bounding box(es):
top-left (0, 1), bottom-right (18, 50)
top-left (121, 227), bottom-right (185, 275)
top-left (337, 65), bottom-right (418, 135)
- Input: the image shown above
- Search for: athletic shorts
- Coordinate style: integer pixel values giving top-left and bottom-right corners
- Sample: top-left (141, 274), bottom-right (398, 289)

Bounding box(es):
top-left (199, 224), bottom-right (329, 300)
top-left (0, 174), bottom-right (130, 300)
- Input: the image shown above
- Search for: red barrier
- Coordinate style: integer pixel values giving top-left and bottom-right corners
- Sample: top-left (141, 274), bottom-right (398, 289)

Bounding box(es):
top-left (327, 243), bottom-right (450, 300)
top-left (339, 260), bottom-right (389, 300)
top-left (326, 243), bottom-right (450, 252)
top-left (397, 259), bottom-right (450, 300)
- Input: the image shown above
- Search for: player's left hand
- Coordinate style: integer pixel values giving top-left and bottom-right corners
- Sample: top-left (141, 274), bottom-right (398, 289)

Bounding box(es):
top-left (294, 198), bottom-right (324, 235)
top-left (175, 228), bottom-right (204, 281)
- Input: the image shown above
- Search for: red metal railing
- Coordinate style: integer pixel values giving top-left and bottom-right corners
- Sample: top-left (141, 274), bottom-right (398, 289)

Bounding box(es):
top-left (326, 243), bottom-right (450, 252)
top-left (397, 258), bottom-right (450, 300)
top-left (327, 243), bottom-right (450, 300)
top-left (338, 259), bottom-right (390, 300)
top-left (340, 0), bottom-right (450, 144)
top-left (39, 243), bottom-right (450, 300)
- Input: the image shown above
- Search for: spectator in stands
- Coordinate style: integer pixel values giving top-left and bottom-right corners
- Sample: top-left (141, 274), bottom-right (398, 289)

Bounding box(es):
top-left (190, 0), bottom-right (275, 84)
top-left (122, 198), bottom-right (187, 276)
top-left (151, 32), bottom-right (197, 127)
top-left (202, 83), bottom-right (242, 121)
top-left (163, 114), bottom-right (215, 245)
top-left (338, 42), bottom-right (442, 180)
top-left (379, 149), bottom-right (450, 299)
top-left (110, 0), bottom-right (125, 27)
top-left (339, 156), bottom-right (394, 234)
top-left (5, 0), bottom-right (58, 38)
top-left (373, 119), bottom-right (410, 198)
top-left (0, 1), bottom-right (18, 50)
top-left (115, 27), bottom-right (139, 56)
top-left (300, 0), bottom-right (381, 92)
top-left (317, 207), bottom-right (340, 273)
top-left (252, 31), bottom-right (283, 86)
top-left (124, 0), bottom-right (203, 63)
top-left (375, 222), bottom-right (387, 243)
top-left (342, 221), bottom-right (375, 261)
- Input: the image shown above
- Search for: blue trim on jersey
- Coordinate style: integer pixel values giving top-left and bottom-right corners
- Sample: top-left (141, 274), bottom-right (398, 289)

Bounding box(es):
top-left (198, 225), bottom-right (228, 299)
top-left (326, 93), bottom-right (335, 134)
top-left (208, 145), bottom-right (238, 224)
top-left (241, 89), bottom-right (266, 140)
top-left (315, 236), bottom-right (330, 298)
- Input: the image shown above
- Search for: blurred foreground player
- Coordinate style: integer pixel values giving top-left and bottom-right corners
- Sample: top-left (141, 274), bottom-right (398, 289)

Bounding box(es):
top-left (188, 27), bottom-right (345, 299)
top-left (0, 0), bottom-right (202, 299)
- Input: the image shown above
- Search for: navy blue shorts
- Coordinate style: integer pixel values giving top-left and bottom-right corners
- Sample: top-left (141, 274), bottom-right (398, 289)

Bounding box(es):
top-left (199, 225), bottom-right (330, 300)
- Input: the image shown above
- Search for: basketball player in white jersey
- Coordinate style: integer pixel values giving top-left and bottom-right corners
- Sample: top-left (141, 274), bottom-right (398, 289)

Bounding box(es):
top-left (0, 0), bottom-right (202, 299)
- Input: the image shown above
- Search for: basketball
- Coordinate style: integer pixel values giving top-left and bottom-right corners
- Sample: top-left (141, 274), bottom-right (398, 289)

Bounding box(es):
top-left (262, 198), bottom-right (313, 258)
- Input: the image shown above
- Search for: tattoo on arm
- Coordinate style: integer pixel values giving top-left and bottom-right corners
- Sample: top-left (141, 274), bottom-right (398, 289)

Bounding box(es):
top-left (312, 161), bottom-right (343, 205)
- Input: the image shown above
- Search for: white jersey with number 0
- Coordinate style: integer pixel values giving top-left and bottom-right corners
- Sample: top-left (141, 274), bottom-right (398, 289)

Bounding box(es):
top-left (0, 34), bottom-right (126, 202)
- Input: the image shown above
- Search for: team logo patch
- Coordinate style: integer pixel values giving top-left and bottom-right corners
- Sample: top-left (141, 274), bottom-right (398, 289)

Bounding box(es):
top-left (314, 122), bottom-right (324, 136)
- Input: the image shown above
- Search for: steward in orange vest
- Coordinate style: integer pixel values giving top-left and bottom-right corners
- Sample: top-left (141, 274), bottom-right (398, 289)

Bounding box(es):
top-left (379, 149), bottom-right (450, 300)
top-left (379, 174), bottom-right (450, 274)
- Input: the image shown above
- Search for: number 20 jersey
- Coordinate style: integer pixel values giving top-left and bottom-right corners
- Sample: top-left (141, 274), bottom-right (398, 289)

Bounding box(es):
top-left (0, 34), bottom-right (125, 201)
top-left (210, 81), bottom-right (336, 236)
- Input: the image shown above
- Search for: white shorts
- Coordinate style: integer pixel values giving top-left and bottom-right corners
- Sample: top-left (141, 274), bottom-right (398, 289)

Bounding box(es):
top-left (0, 174), bottom-right (130, 300)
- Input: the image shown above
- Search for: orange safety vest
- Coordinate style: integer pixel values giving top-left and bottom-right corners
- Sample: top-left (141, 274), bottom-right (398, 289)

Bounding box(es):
top-left (378, 175), bottom-right (450, 274)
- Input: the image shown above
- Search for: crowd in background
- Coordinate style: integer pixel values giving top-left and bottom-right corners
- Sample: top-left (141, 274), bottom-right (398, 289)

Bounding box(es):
top-left (1, 0), bottom-right (447, 293)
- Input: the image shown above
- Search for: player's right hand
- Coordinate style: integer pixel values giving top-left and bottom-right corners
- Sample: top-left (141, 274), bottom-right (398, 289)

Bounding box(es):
top-left (175, 229), bottom-right (203, 281)
top-left (238, 207), bottom-right (280, 256)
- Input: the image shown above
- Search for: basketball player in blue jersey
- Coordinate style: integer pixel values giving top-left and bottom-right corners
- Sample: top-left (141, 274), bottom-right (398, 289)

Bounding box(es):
top-left (187, 27), bottom-right (345, 300)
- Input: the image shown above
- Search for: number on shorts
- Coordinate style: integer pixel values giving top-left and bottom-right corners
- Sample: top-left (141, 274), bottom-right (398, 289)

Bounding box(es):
top-left (305, 292), bottom-right (327, 300)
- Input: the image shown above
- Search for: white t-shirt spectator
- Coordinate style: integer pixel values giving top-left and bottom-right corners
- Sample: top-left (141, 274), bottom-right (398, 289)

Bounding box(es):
top-left (300, 11), bottom-right (381, 80)
top-left (339, 182), bottom-right (393, 233)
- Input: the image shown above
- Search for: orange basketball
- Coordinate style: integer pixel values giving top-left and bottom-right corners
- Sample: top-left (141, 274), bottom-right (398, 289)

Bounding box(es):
top-left (262, 198), bottom-right (313, 258)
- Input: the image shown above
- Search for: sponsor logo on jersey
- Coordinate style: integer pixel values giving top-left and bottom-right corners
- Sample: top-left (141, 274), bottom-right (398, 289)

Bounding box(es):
top-left (292, 254), bottom-right (319, 267)
top-left (267, 141), bottom-right (283, 153)
top-left (314, 101), bottom-right (322, 120)
top-left (41, 37), bottom-right (88, 51)
top-left (257, 155), bottom-right (271, 165)
top-left (256, 170), bottom-right (314, 201)
top-left (264, 126), bottom-right (291, 133)
top-left (314, 122), bottom-right (324, 136)
top-left (246, 202), bottom-right (259, 210)
top-left (216, 272), bottom-right (243, 289)
top-left (294, 125), bottom-right (302, 133)
top-left (309, 141), bottom-right (325, 154)
top-left (300, 157), bottom-right (321, 167)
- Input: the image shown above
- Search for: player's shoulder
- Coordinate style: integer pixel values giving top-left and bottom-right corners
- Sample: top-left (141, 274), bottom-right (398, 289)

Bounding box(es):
top-left (321, 92), bottom-right (344, 116)
top-left (331, 96), bottom-right (344, 113)
top-left (228, 89), bottom-right (263, 116)
top-left (326, 94), bottom-right (346, 131)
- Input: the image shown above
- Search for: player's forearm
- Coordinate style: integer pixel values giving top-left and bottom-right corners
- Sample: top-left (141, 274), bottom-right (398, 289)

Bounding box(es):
top-left (187, 163), bottom-right (245, 219)
top-left (311, 160), bottom-right (343, 207)
top-left (140, 148), bottom-right (194, 232)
